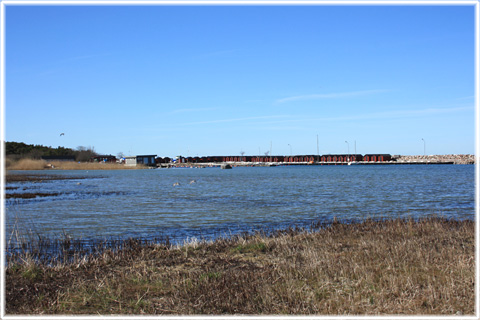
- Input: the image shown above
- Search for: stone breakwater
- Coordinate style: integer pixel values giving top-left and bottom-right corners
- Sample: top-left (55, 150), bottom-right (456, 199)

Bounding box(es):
top-left (393, 154), bottom-right (475, 164)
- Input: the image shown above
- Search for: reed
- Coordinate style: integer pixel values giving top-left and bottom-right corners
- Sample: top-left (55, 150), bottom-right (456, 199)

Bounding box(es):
top-left (48, 161), bottom-right (147, 170)
top-left (6, 159), bottom-right (48, 170)
top-left (6, 159), bottom-right (148, 170)
top-left (5, 217), bottom-right (474, 315)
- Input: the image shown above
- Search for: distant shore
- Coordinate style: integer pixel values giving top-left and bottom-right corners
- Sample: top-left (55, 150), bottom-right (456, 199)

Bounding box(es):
top-left (6, 159), bottom-right (149, 171)
top-left (168, 154), bottom-right (475, 168)
top-left (5, 154), bottom-right (475, 171)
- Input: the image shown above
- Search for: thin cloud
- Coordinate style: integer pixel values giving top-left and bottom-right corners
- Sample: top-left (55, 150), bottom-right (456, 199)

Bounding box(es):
top-left (170, 107), bottom-right (219, 114)
top-left (168, 106), bottom-right (471, 128)
top-left (31, 53), bottom-right (111, 77)
top-left (322, 106), bottom-right (473, 122)
top-left (456, 95), bottom-right (475, 100)
top-left (60, 53), bottom-right (110, 63)
top-left (245, 99), bottom-right (269, 103)
top-left (181, 115), bottom-right (291, 126)
top-left (340, 106), bottom-right (473, 122)
top-left (194, 49), bottom-right (238, 59)
top-left (276, 89), bottom-right (388, 104)
top-left (245, 106), bottom-right (473, 126)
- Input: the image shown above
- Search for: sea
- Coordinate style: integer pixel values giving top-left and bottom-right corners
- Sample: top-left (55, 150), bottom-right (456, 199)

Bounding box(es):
top-left (5, 164), bottom-right (475, 244)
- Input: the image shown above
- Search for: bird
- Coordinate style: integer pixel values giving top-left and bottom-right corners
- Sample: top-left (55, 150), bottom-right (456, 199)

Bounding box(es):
top-left (189, 180), bottom-right (196, 184)
top-left (173, 182), bottom-right (180, 187)
top-left (60, 133), bottom-right (65, 136)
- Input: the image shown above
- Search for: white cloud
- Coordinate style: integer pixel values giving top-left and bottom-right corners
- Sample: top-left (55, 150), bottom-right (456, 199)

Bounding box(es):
top-left (338, 106), bottom-right (473, 121)
top-left (275, 89), bottom-right (388, 104)
top-left (456, 95), bottom-right (475, 100)
top-left (194, 49), bottom-right (238, 59)
top-left (245, 106), bottom-right (473, 126)
top-left (181, 115), bottom-right (291, 126)
top-left (175, 106), bottom-right (471, 128)
top-left (169, 107), bottom-right (219, 114)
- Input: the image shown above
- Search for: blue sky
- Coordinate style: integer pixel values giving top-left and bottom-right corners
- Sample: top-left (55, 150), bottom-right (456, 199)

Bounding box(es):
top-left (5, 3), bottom-right (475, 157)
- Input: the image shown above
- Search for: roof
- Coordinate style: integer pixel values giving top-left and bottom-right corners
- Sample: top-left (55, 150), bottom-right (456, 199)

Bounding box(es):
top-left (41, 155), bottom-right (76, 160)
top-left (92, 155), bottom-right (116, 158)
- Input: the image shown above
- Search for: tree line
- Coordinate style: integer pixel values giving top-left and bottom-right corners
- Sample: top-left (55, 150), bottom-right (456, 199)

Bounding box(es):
top-left (6, 141), bottom-right (98, 162)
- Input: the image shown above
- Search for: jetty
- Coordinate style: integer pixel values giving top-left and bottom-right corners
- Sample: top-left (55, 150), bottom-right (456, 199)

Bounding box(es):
top-left (157, 154), bottom-right (474, 168)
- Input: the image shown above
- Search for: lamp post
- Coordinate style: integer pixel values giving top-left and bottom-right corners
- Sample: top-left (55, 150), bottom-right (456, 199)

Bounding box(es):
top-left (421, 138), bottom-right (426, 156)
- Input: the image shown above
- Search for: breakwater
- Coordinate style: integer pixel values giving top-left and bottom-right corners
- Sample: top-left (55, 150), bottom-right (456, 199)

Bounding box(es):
top-left (160, 154), bottom-right (474, 168)
top-left (393, 154), bottom-right (475, 165)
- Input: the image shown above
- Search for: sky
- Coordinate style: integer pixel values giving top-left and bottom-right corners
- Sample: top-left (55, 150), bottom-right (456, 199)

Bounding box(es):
top-left (4, 2), bottom-right (476, 157)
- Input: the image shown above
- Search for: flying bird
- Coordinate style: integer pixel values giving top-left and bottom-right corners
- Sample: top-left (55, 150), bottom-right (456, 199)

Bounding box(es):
top-left (60, 133), bottom-right (65, 136)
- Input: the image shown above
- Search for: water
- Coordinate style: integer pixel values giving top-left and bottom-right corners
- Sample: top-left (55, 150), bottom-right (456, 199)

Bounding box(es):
top-left (6, 165), bottom-right (475, 243)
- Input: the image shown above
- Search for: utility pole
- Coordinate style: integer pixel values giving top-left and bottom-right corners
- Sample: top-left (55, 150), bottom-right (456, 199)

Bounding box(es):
top-left (270, 141), bottom-right (272, 162)
top-left (317, 135), bottom-right (319, 162)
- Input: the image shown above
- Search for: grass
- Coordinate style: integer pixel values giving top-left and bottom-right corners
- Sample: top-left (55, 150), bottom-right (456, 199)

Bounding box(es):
top-left (6, 159), bottom-right (49, 170)
top-left (6, 158), bottom-right (148, 170)
top-left (5, 217), bottom-right (475, 315)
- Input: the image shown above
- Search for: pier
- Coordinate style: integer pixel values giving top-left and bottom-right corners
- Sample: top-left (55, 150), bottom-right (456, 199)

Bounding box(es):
top-left (157, 154), bottom-right (474, 168)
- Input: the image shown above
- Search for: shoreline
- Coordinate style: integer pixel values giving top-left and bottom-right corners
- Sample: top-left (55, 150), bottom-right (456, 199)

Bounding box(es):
top-left (6, 217), bottom-right (474, 315)
top-left (5, 154), bottom-right (475, 170)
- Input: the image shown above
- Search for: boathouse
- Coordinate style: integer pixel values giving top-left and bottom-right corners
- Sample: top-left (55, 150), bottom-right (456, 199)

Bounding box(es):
top-left (136, 155), bottom-right (157, 166)
top-left (363, 154), bottom-right (392, 162)
top-left (155, 157), bottom-right (172, 164)
top-left (124, 156), bottom-right (137, 166)
top-left (90, 155), bottom-right (116, 163)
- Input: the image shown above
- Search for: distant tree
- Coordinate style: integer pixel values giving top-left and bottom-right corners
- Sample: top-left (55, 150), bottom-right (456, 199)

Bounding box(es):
top-left (75, 146), bottom-right (97, 162)
top-left (6, 142), bottom-right (33, 155)
top-left (26, 149), bottom-right (43, 160)
top-left (6, 141), bottom-right (76, 159)
top-left (117, 152), bottom-right (125, 159)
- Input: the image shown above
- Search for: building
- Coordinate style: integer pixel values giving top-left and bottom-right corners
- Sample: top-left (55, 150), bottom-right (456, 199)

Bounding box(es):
top-left (136, 155), bottom-right (156, 166)
top-left (363, 154), bottom-right (392, 162)
top-left (155, 157), bottom-right (172, 164)
top-left (124, 156), bottom-right (137, 166)
top-left (90, 155), bottom-right (116, 163)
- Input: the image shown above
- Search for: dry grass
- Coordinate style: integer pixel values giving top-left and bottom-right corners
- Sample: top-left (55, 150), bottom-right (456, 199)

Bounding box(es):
top-left (6, 159), bottom-right (49, 170)
top-left (6, 159), bottom-right (148, 170)
top-left (5, 217), bottom-right (475, 315)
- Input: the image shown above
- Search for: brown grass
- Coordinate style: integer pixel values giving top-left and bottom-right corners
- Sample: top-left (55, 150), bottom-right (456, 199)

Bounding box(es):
top-left (5, 217), bottom-right (475, 315)
top-left (6, 159), bottom-right (148, 170)
top-left (6, 159), bottom-right (49, 170)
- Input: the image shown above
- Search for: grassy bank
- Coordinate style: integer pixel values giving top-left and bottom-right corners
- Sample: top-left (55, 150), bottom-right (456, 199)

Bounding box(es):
top-left (5, 217), bottom-right (474, 315)
top-left (6, 158), bottom-right (147, 170)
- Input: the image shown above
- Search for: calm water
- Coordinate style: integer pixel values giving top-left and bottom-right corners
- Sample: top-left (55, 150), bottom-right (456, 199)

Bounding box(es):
top-left (6, 165), bottom-right (475, 243)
